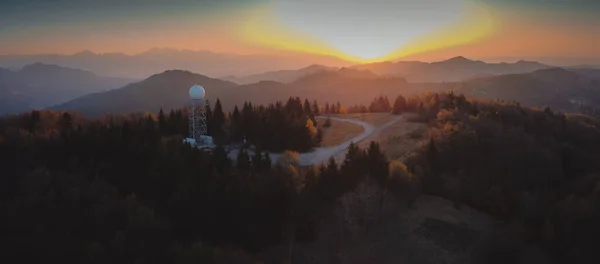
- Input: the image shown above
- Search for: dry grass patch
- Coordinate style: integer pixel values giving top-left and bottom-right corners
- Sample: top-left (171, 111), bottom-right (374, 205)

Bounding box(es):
top-left (381, 122), bottom-right (428, 161)
top-left (330, 113), bottom-right (396, 126)
top-left (318, 118), bottom-right (364, 147)
top-left (352, 116), bottom-right (428, 161)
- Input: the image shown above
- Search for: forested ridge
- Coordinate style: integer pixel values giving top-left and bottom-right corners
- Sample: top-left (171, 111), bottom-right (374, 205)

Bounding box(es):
top-left (0, 97), bottom-right (401, 263)
top-left (134, 96), bottom-right (321, 152)
top-left (393, 92), bottom-right (600, 263)
top-left (2, 91), bottom-right (600, 263)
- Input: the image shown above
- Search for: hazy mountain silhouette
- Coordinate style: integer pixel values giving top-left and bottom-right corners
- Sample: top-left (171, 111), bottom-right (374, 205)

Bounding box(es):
top-left (455, 67), bottom-right (600, 112)
top-left (0, 67), bottom-right (30, 114)
top-left (352, 56), bottom-right (551, 82)
top-left (0, 48), bottom-right (353, 79)
top-left (52, 70), bottom-right (237, 117)
top-left (222, 64), bottom-right (338, 84)
top-left (52, 68), bottom-right (451, 116)
top-left (571, 68), bottom-right (600, 81)
top-left (0, 85), bottom-right (32, 115)
top-left (0, 63), bottom-right (133, 114)
top-left (0, 67), bottom-right (10, 78)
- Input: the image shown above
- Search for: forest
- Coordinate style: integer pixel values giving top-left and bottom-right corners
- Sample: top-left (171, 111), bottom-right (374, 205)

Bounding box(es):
top-left (394, 92), bottom-right (600, 263)
top-left (1, 91), bottom-right (600, 263)
top-left (0, 97), bottom-right (403, 263)
top-left (156, 96), bottom-right (321, 152)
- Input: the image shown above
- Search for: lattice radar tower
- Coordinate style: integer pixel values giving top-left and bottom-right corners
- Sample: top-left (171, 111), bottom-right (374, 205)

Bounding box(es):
top-left (188, 85), bottom-right (208, 145)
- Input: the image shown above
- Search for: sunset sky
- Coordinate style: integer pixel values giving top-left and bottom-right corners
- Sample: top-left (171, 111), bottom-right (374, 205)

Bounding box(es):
top-left (1, 0), bottom-right (599, 65)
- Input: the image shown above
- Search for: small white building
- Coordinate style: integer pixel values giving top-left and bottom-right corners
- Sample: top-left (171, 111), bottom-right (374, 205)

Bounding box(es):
top-left (183, 135), bottom-right (216, 150)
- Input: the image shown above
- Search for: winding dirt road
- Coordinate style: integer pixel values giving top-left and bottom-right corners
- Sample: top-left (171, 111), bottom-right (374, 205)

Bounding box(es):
top-left (228, 115), bottom-right (404, 166)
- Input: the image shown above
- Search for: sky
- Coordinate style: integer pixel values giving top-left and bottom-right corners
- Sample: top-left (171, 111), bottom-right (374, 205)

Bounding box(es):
top-left (1, 0), bottom-right (600, 65)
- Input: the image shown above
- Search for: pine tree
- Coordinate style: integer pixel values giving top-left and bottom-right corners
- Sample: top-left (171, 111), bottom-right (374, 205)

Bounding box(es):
top-left (304, 167), bottom-right (318, 191)
top-left (206, 103), bottom-right (213, 136)
top-left (325, 157), bottom-right (340, 197)
top-left (392, 95), bottom-right (407, 115)
top-left (158, 108), bottom-right (167, 135)
top-left (29, 110), bottom-right (41, 133)
top-left (231, 106), bottom-right (242, 141)
top-left (343, 142), bottom-right (360, 167)
top-left (312, 100), bottom-right (320, 116)
top-left (252, 148), bottom-right (264, 173)
top-left (304, 99), bottom-right (312, 117)
top-left (60, 112), bottom-right (73, 131)
top-left (213, 99), bottom-right (226, 142)
top-left (367, 141), bottom-right (389, 188)
top-left (237, 149), bottom-right (251, 172)
top-left (425, 136), bottom-right (440, 176)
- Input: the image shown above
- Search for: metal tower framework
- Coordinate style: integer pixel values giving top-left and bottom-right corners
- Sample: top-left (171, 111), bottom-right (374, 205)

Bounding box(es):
top-left (189, 99), bottom-right (209, 144)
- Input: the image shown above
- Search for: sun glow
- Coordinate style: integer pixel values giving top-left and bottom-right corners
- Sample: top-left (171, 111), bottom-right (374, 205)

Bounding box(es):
top-left (386, 1), bottom-right (497, 60)
top-left (237, 0), bottom-right (497, 63)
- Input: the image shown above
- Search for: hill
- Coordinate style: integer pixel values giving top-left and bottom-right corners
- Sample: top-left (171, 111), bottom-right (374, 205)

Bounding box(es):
top-left (0, 48), bottom-right (352, 79)
top-left (0, 85), bottom-right (32, 115)
top-left (222, 64), bottom-right (338, 84)
top-left (352, 56), bottom-right (551, 82)
top-left (52, 70), bottom-right (238, 117)
top-left (397, 92), bottom-right (600, 263)
top-left (53, 68), bottom-right (451, 116)
top-left (571, 68), bottom-right (600, 81)
top-left (5, 91), bottom-right (600, 263)
top-left (0, 63), bottom-right (133, 115)
top-left (455, 67), bottom-right (600, 113)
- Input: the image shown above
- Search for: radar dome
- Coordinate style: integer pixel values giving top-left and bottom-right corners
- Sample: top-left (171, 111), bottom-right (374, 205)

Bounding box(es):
top-left (189, 85), bottom-right (206, 100)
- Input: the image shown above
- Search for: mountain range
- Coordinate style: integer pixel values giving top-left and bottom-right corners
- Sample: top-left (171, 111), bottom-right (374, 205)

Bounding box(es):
top-left (3, 53), bottom-right (599, 117)
top-left (52, 65), bottom-right (600, 117)
top-left (1, 50), bottom-right (553, 83)
top-left (52, 68), bottom-right (450, 116)
top-left (351, 56), bottom-right (552, 82)
top-left (221, 56), bottom-right (553, 84)
top-left (454, 67), bottom-right (600, 112)
top-left (0, 63), bottom-right (133, 115)
top-left (222, 64), bottom-right (338, 84)
top-left (0, 48), bottom-right (353, 79)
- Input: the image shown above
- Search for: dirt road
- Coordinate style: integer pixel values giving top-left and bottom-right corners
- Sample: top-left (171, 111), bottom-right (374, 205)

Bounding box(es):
top-left (228, 115), bottom-right (404, 166)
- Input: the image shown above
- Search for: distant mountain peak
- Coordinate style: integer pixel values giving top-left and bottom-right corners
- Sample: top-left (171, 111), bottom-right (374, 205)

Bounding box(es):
top-left (531, 67), bottom-right (573, 77)
top-left (147, 69), bottom-right (198, 80)
top-left (446, 56), bottom-right (472, 62)
top-left (302, 64), bottom-right (328, 70)
top-left (142, 47), bottom-right (179, 54)
top-left (73, 50), bottom-right (96, 56)
top-left (515, 60), bottom-right (545, 66)
top-left (437, 56), bottom-right (483, 66)
top-left (20, 63), bottom-right (90, 74)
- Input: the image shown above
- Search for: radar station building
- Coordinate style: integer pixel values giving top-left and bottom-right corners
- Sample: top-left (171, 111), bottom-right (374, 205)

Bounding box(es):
top-left (184, 84), bottom-right (216, 150)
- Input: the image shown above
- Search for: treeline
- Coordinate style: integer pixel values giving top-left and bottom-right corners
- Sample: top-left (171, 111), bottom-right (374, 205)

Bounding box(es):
top-left (157, 96), bottom-right (321, 152)
top-left (341, 91), bottom-right (600, 262)
top-left (322, 101), bottom-right (345, 114)
top-left (392, 91), bottom-right (600, 263)
top-left (0, 109), bottom-right (415, 263)
top-left (345, 94), bottom-right (435, 115)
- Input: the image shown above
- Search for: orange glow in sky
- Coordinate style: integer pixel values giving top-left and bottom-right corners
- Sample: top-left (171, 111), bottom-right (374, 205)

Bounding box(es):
top-left (1, 0), bottom-right (599, 65)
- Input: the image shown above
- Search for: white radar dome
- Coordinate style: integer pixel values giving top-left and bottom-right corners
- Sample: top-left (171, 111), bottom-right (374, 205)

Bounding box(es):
top-left (189, 85), bottom-right (206, 100)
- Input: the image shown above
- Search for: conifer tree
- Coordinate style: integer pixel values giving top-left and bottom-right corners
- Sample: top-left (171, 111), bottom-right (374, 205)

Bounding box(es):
top-left (392, 95), bottom-right (407, 115)
top-left (213, 99), bottom-right (226, 142)
top-left (304, 99), bottom-right (312, 116)
top-left (158, 108), bottom-right (167, 135)
top-left (237, 149), bottom-right (251, 172)
top-left (312, 100), bottom-right (320, 116)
